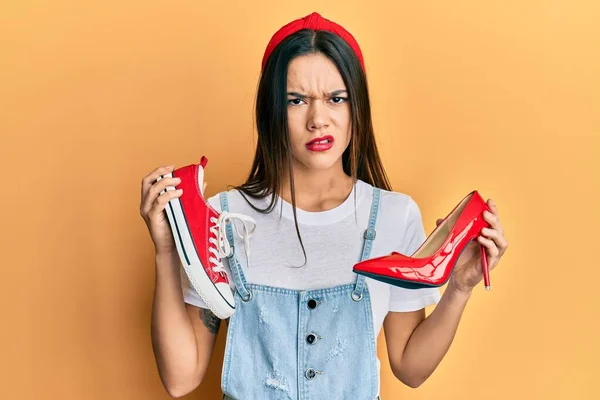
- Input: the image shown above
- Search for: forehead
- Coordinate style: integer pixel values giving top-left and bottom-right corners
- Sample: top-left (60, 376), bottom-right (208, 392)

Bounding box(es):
top-left (286, 53), bottom-right (345, 91)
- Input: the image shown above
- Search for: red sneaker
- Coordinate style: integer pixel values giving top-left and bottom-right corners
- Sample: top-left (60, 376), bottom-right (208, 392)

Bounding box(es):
top-left (157, 156), bottom-right (256, 319)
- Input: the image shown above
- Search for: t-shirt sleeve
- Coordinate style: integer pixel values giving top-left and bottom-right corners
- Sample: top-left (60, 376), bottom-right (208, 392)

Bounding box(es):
top-left (181, 192), bottom-right (235, 309)
top-left (388, 196), bottom-right (442, 312)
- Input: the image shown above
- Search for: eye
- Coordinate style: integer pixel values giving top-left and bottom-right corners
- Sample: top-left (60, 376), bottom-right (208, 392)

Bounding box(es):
top-left (288, 98), bottom-right (305, 106)
top-left (330, 97), bottom-right (348, 104)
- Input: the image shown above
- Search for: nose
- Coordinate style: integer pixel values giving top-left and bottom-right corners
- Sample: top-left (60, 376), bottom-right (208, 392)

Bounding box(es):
top-left (307, 99), bottom-right (330, 131)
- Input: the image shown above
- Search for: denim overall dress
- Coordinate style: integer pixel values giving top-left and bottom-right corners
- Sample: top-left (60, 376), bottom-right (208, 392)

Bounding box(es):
top-left (219, 188), bottom-right (383, 400)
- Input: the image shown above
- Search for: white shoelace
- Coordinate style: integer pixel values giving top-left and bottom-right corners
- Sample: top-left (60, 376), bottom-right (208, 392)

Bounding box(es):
top-left (208, 212), bottom-right (257, 275)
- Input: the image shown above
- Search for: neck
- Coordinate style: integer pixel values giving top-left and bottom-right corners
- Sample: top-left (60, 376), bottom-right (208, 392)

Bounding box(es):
top-left (279, 162), bottom-right (354, 212)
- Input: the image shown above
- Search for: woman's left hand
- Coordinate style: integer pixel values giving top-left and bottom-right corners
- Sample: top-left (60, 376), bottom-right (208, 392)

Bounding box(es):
top-left (439, 199), bottom-right (509, 293)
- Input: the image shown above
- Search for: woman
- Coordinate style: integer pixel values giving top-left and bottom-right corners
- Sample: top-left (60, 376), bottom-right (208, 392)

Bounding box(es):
top-left (141, 12), bottom-right (508, 399)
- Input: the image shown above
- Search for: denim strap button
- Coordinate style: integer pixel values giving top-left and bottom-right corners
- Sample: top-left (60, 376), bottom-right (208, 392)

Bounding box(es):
top-left (305, 368), bottom-right (321, 379)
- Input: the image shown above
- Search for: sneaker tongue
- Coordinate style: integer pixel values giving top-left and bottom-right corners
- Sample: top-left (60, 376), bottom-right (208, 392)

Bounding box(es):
top-left (197, 165), bottom-right (205, 196)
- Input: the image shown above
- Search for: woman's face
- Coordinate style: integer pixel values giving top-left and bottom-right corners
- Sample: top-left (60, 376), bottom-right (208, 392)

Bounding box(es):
top-left (286, 53), bottom-right (351, 174)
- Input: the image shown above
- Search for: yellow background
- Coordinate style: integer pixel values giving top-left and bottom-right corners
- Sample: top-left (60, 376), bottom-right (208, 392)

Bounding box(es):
top-left (1, 1), bottom-right (598, 399)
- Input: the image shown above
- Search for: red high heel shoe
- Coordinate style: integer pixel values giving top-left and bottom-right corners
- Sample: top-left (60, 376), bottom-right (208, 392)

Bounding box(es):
top-left (353, 190), bottom-right (492, 290)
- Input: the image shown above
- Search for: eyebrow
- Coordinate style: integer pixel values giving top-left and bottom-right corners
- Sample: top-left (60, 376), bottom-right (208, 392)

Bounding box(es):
top-left (287, 90), bottom-right (348, 98)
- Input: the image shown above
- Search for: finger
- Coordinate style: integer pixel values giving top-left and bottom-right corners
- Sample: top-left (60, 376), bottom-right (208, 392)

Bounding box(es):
top-left (481, 227), bottom-right (501, 241)
top-left (141, 165), bottom-right (174, 200)
top-left (487, 199), bottom-right (500, 218)
top-left (483, 210), bottom-right (503, 235)
top-left (203, 181), bottom-right (208, 193)
top-left (477, 236), bottom-right (500, 258)
top-left (148, 187), bottom-right (183, 219)
top-left (481, 228), bottom-right (508, 253)
top-left (496, 235), bottom-right (509, 255)
top-left (143, 176), bottom-right (181, 214)
top-left (142, 176), bottom-right (181, 216)
top-left (486, 199), bottom-right (504, 233)
top-left (436, 218), bottom-right (443, 226)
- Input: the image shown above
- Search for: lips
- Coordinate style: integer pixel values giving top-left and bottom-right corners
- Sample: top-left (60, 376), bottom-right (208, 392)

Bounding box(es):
top-left (306, 135), bottom-right (334, 145)
top-left (305, 135), bottom-right (334, 152)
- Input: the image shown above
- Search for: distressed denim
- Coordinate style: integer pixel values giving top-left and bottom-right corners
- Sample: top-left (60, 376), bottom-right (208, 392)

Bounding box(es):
top-left (219, 188), bottom-right (383, 400)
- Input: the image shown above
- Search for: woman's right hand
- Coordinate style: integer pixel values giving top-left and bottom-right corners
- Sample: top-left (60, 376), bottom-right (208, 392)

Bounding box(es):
top-left (139, 165), bottom-right (183, 256)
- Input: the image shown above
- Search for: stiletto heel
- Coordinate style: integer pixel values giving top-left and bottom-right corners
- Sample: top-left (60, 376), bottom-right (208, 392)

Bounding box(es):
top-left (481, 243), bottom-right (490, 290)
top-left (353, 190), bottom-right (493, 291)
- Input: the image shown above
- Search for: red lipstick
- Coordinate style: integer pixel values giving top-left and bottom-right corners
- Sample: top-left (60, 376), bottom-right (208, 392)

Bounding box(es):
top-left (305, 135), bottom-right (334, 152)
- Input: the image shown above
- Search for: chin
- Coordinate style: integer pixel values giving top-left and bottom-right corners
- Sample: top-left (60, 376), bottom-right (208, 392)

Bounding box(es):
top-left (296, 152), bottom-right (343, 171)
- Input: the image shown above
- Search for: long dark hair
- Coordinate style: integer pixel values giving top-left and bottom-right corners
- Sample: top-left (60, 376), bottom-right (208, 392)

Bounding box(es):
top-left (231, 29), bottom-right (392, 265)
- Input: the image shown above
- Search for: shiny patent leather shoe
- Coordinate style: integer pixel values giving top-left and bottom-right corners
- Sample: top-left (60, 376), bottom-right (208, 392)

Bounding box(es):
top-left (353, 190), bottom-right (492, 290)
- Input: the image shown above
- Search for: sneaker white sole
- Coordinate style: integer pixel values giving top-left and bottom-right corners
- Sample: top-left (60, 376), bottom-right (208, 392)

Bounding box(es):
top-left (159, 173), bottom-right (235, 319)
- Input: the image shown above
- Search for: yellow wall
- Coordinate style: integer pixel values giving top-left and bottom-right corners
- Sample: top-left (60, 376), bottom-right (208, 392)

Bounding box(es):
top-left (1, 1), bottom-right (598, 399)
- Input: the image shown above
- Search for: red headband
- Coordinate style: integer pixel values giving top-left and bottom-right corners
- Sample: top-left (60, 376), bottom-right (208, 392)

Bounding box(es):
top-left (261, 12), bottom-right (365, 71)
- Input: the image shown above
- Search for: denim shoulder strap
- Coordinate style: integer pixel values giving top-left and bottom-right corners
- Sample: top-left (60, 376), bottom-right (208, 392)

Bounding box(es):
top-left (351, 187), bottom-right (381, 301)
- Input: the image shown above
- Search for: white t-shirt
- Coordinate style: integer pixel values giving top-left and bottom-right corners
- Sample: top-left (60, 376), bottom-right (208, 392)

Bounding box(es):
top-left (182, 179), bottom-right (441, 380)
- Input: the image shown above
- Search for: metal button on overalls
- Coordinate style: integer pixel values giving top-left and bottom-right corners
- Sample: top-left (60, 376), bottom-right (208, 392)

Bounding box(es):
top-left (306, 333), bottom-right (317, 344)
top-left (305, 368), bottom-right (319, 380)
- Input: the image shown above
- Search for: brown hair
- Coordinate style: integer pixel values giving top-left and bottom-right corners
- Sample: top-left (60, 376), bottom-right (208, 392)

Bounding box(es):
top-left (232, 29), bottom-right (392, 265)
